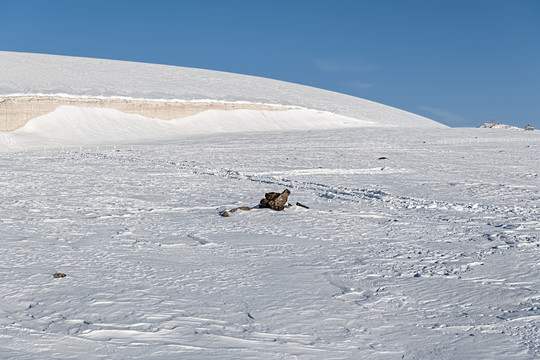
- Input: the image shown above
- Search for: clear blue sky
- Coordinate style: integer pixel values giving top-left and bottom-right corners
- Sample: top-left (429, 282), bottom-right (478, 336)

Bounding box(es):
top-left (1, 0), bottom-right (539, 128)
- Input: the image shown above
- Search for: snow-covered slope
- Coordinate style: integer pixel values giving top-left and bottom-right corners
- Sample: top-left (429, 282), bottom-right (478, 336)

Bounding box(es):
top-left (0, 52), bottom-right (539, 359)
top-left (0, 51), bottom-right (444, 147)
top-left (1, 127), bottom-right (539, 359)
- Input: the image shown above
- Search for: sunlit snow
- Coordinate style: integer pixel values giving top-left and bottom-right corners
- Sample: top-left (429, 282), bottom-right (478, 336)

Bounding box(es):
top-left (0, 52), bottom-right (538, 359)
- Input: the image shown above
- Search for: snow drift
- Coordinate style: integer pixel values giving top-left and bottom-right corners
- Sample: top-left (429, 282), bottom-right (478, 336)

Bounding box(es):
top-left (2, 105), bottom-right (373, 149)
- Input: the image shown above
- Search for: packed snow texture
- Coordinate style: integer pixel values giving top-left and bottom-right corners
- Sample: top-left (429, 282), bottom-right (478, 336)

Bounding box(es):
top-left (0, 51), bottom-right (444, 130)
top-left (0, 52), bottom-right (538, 359)
top-left (0, 128), bottom-right (539, 359)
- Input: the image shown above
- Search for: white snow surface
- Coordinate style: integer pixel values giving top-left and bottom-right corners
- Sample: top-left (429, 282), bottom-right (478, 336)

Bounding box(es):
top-left (0, 105), bottom-right (374, 150)
top-left (1, 127), bottom-right (539, 359)
top-left (0, 51), bottom-right (444, 131)
top-left (1, 53), bottom-right (539, 359)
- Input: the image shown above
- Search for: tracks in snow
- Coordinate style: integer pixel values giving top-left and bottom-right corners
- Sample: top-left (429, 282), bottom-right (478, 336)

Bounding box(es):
top-left (180, 163), bottom-right (537, 224)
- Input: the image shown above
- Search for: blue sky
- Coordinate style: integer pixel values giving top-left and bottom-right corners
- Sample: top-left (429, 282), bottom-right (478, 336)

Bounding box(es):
top-left (1, 0), bottom-right (539, 128)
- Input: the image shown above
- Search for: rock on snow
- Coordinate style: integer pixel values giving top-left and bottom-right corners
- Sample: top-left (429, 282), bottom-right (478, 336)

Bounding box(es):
top-left (0, 52), bottom-right (538, 359)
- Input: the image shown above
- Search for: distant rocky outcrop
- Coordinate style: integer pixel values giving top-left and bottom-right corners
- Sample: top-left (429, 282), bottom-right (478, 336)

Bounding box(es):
top-left (478, 120), bottom-right (523, 130)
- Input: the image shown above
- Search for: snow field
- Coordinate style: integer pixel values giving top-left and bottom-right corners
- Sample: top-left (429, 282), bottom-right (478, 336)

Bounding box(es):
top-left (0, 51), bottom-right (538, 358)
top-left (0, 51), bottom-right (445, 129)
top-left (0, 127), bottom-right (538, 359)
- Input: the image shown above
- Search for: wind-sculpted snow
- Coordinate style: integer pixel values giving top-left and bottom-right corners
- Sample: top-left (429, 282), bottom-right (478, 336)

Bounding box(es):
top-left (0, 51), bottom-right (538, 358)
top-left (0, 104), bottom-right (372, 150)
top-left (0, 51), bottom-right (445, 130)
top-left (0, 95), bottom-right (304, 131)
top-left (0, 127), bottom-right (539, 359)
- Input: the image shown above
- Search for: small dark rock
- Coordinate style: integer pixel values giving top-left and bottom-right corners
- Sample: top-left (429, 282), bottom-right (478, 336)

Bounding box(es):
top-left (379, 157), bottom-right (389, 160)
top-left (53, 272), bottom-right (66, 278)
top-left (220, 211), bottom-right (230, 217)
top-left (296, 202), bottom-right (309, 209)
top-left (230, 206), bottom-right (252, 213)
